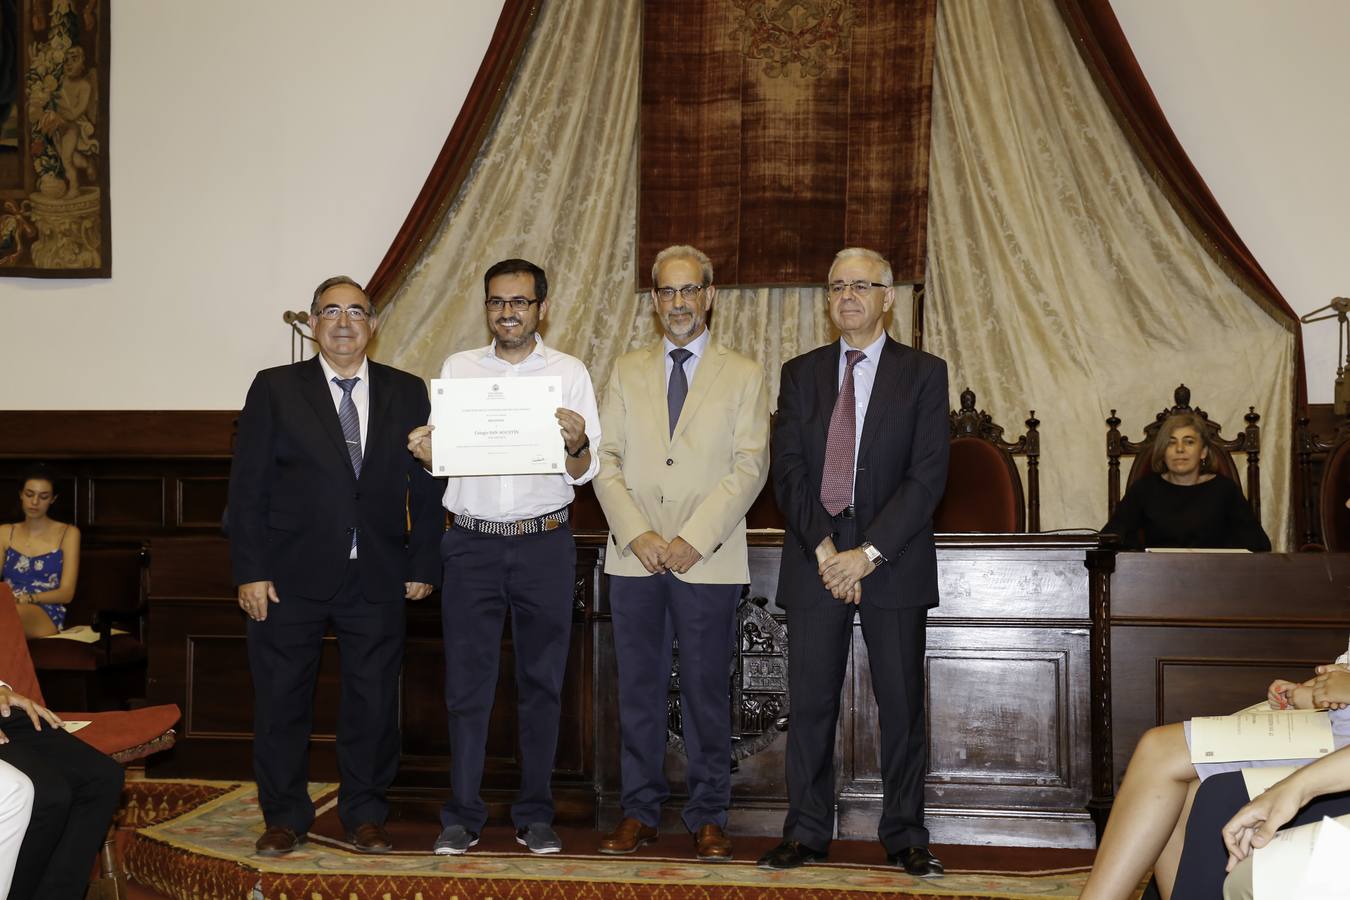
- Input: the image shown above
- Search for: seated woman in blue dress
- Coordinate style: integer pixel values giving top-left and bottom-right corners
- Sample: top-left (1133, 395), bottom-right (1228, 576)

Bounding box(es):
top-left (1103, 412), bottom-right (1270, 552)
top-left (1, 465), bottom-right (80, 638)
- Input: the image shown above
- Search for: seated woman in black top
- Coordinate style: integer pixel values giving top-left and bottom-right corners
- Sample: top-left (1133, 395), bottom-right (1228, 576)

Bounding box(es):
top-left (1103, 412), bottom-right (1270, 552)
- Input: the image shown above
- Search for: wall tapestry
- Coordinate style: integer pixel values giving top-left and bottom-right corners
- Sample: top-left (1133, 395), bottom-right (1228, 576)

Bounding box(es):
top-left (0, 0), bottom-right (110, 277)
top-left (638, 0), bottom-right (935, 287)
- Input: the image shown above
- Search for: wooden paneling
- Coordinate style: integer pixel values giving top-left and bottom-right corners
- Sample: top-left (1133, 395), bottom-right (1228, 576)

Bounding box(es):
top-left (149, 533), bottom-right (1104, 847)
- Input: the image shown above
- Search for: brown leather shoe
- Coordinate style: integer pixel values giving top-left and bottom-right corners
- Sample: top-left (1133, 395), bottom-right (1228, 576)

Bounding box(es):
top-left (347, 822), bottom-right (393, 854)
top-left (598, 817), bottom-right (658, 854)
top-left (255, 825), bottom-right (306, 857)
top-left (694, 824), bottom-right (733, 861)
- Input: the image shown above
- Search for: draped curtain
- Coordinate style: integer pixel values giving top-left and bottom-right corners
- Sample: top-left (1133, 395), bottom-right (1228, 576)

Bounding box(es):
top-left (924, 0), bottom-right (1295, 547)
top-left (373, 0), bottom-right (1296, 547)
top-left (371, 0), bottom-right (910, 403)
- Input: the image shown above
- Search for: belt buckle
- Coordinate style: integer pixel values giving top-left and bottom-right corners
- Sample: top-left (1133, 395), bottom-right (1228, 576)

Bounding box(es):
top-left (544, 518), bottom-right (559, 532)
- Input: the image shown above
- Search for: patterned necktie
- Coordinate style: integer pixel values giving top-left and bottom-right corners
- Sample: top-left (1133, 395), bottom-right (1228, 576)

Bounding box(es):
top-left (333, 376), bottom-right (363, 478)
top-left (820, 350), bottom-right (865, 515)
top-left (668, 348), bottom-right (693, 436)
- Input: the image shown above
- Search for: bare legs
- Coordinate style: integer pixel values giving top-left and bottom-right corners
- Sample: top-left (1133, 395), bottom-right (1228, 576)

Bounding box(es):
top-left (1080, 723), bottom-right (1198, 900)
top-left (16, 604), bottom-right (56, 638)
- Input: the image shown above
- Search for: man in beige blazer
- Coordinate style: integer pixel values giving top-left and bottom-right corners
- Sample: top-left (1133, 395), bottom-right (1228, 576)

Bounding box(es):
top-left (593, 245), bottom-right (769, 862)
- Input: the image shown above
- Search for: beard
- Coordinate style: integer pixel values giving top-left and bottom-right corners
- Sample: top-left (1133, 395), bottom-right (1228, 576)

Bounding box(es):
top-left (662, 309), bottom-right (702, 341)
top-left (492, 318), bottom-right (535, 350)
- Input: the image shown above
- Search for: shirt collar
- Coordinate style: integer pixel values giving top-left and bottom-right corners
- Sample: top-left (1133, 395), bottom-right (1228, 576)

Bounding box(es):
top-left (838, 331), bottom-right (887, 364)
top-left (318, 353), bottom-right (369, 385)
top-left (483, 332), bottom-right (547, 364)
top-left (664, 326), bottom-right (711, 360)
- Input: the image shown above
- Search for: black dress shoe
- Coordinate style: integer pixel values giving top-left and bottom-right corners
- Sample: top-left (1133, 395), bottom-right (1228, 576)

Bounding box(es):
top-left (757, 839), bottom-right (828, 870)
top-left (888, 846), bottom-right (944, 878)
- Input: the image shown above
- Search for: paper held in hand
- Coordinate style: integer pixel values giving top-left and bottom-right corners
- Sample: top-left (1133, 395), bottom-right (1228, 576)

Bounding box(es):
top-left (1254, 814), bottom-right (1350, 900)
top-left (430, 376), bottom-right (564, 477)
top-left (1190, 708), bottom-right (1334, 765)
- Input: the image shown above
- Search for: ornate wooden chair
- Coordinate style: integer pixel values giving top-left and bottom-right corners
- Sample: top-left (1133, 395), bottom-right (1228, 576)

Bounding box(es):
top-left (1105, 383), bottom-right (1261, 518)
top-left (933, 388), bottom-right (1041, 532)
top-left (1, 583), bottom-right (179, 900)
top-left (1296, 418), bottom-right (1350, 550)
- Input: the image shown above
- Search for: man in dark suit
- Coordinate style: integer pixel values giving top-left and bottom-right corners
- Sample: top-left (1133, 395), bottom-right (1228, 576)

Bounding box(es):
top-left (229, 275), bottom-right (443, 856)
top-left (759, 248), bottom-right (949, 877)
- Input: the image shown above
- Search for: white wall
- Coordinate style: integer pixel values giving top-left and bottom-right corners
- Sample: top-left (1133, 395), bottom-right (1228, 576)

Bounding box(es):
top-left (0, 0), bottom-right (504, 409)
top-left (1113, 0), bottom-right (1350, 403)
top-left (4, 1), bottom-right (1345, 407)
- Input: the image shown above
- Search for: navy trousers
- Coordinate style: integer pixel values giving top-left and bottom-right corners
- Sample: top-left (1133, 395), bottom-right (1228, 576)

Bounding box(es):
top-left (248, 560), bottom-right (404, 834)
top-left (609, 572), bottom-right (740, 831)
top-left (440, 523), bottom-right (575, 832)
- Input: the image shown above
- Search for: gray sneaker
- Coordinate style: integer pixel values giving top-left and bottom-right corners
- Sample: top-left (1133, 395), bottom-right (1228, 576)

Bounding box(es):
top-left (515, 822), bottom-right (563, 854)
top-left (433, 824), bottom-right (479, 855)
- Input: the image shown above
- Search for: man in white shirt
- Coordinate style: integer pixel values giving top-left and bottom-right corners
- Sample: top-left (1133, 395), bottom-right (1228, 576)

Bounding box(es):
top-left (408, 258), bottom-right (600, 857)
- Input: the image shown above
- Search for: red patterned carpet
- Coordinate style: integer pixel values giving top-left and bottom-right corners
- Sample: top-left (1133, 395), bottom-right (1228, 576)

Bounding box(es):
top-left (118, 780), bottom-right (1102, 899)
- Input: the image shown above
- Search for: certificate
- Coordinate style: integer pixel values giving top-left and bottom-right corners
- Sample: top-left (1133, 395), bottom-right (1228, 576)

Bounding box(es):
top-left (430, 376), bottom-right (564, 476)
top-left (1190, 709), bottom-right (1334, 765)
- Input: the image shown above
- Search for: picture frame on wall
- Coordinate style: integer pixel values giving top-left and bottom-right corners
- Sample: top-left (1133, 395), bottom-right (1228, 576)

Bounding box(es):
top-left (0, 0), bottom-right (111, 278)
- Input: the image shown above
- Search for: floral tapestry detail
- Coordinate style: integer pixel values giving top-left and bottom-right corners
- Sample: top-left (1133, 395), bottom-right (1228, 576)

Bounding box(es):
top-left (0, 0), bottom-right (109, 277)
top-left (730, 0), bottom-right (857, 78)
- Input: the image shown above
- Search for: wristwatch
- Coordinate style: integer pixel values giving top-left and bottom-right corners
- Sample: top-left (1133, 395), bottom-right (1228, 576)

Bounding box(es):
top-left (566, 437), bottom-right (590, 459)
top-left (859, 542), bottom-right (885, 567)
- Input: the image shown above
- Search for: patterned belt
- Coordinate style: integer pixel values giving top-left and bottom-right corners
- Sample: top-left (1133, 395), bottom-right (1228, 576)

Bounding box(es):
top-left (453, 507), bottom-right (569, 537)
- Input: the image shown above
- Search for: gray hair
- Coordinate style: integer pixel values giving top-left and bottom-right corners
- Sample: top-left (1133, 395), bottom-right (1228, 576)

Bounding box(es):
top-left (651, 245), bottom-right (713, 287)
top-left (829, 247), bottom-right (893, 287)
top-left (311, 275), bottom-right (371, 313)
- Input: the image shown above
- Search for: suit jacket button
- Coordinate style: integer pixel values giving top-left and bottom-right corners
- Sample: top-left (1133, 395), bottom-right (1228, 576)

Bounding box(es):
top-left (666, 458), bottom-right (674, 466)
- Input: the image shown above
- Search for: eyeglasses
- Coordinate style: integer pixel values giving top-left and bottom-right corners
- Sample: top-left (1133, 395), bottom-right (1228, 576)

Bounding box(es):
top-left (485, 297), bottom-right (541, 312)
top-left (828, 280), bottom-right (889, 296)
top-left (315, 304), bottom-right (373, 321)
top-left (654, 284), bottom-right (707, 303)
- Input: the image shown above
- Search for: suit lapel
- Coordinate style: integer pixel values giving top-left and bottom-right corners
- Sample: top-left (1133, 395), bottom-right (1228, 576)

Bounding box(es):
top-left (299, 356), bottom-right (357, 479)
top-left (644, 344), bottom-right (672, 450)
top-left (671, 342), bottom-right (727, 444)
top-left (814, 343), bottom-right (838, 443)
top-left (362, 363), bottom-right (393, 482)
top-left (858, 338), bottom-right (908, 463)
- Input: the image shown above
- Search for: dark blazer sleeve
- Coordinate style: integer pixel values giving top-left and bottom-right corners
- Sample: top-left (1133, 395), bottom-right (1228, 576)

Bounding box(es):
top-left (1102, 478), bottom-right (1148, 551)
top-left (402, 377), bottom-right (444, 584)
top-left (772, 357), bottom-right (836, 556)
top-left (228, 372), bottom-right (275, 586)
top-left (1223, 479), bottom-right (1271, 552)
top-left (864, 356), bottom-right (950, 559)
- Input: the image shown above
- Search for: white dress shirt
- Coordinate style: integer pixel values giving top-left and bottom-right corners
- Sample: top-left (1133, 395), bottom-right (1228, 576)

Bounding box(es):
top-left (317, 353), bottom-right (370, 455)
top-left (835, 331), bottom-right (888, 503)
top-left (662, 327), bottom-right (712, 389)
top-left (432, 335), bottom-right (600, 520)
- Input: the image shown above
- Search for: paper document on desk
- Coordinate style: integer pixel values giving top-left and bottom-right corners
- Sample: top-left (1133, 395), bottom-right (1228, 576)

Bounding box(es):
top-left (61, 721), bottom-right (91, 733)
top-left (1190, 709), bottom-right (1333, 764)
top-left (430, 376), bottom-right (564, 476)
top-left (1254, 814), bottom-right (1350, 900)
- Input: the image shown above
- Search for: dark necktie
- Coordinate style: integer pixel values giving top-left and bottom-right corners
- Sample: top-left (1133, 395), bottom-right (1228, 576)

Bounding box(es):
top-left (820, 350), bottom-right (865, 515)
top-left (668, 348), bottom-right (693, 436)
